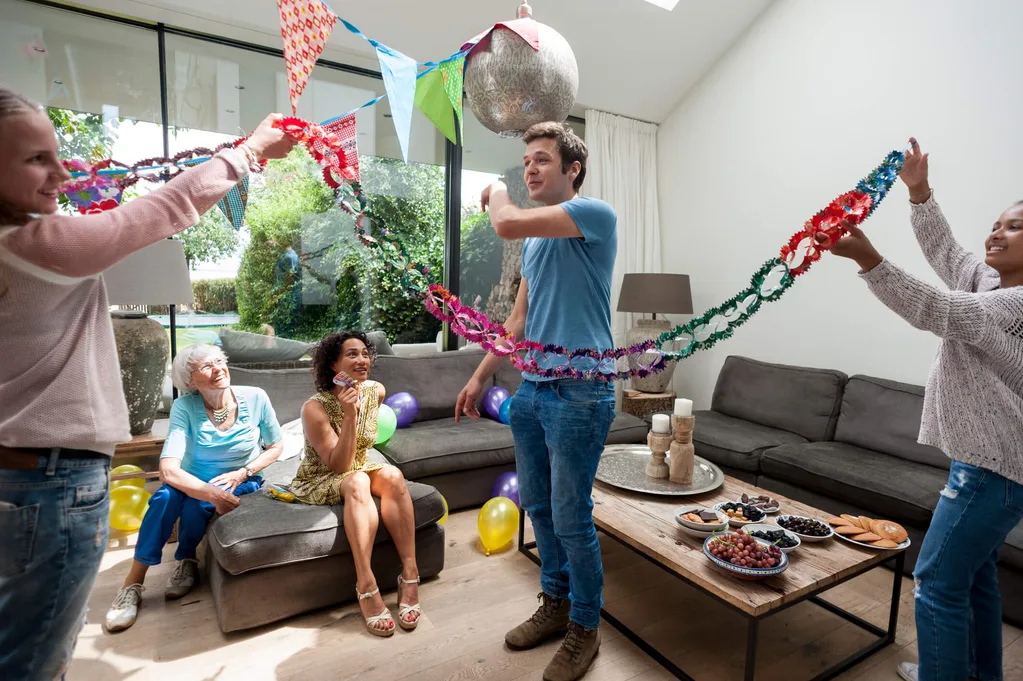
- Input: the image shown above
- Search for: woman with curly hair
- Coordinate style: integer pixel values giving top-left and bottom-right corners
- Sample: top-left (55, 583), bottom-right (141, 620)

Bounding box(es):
top-left (291, 330), bottom-right (422, 637)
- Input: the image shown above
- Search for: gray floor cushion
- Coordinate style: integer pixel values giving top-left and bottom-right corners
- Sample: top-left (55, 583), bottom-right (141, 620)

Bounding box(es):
top-left (760, 442), bottom-right (950, 527)
top-left (692, 409), bottom-right (807, 473)
top-left (208, 458), bottom-right (444, 575)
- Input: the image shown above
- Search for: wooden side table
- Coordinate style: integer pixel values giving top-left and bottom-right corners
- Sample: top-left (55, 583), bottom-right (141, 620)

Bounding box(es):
top-left (112, 418), bottom-right (167, 483)
top-left (621, 390), bottom-right (676, 421)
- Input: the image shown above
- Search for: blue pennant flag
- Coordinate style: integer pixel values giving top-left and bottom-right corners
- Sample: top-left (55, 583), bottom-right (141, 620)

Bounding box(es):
top-left (375, 44), bottom-right (418, 164)
top-left (216, 177), bottom-right (249, 230)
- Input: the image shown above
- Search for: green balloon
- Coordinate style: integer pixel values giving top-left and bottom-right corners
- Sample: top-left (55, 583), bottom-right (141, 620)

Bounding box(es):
top-left (376, 404), bottom-right (397, 445)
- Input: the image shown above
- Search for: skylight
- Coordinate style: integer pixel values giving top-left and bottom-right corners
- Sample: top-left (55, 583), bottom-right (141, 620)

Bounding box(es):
top-left (642, 0), bottom-right (680, 9)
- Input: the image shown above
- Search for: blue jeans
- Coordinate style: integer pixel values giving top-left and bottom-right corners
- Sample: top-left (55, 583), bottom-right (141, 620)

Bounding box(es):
top-left (134, 478), bottom-right (262, 566)
top-left (510, 379), bottom-right (616, 629)
top-left (0, 450), bottom-right (110, 681)
top-left (915, 461), bottom-right (1023, 681)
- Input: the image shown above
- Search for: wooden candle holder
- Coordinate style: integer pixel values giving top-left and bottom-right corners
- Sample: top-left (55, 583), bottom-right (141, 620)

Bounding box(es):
top-left (669, 415), bottom-right (696, 484)
top-left (646, 431), bottom-right (672, 479)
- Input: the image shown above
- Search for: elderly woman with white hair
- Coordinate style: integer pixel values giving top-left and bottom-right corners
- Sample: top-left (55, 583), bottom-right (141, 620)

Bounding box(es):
top-left (104, 344), bottom-right (283, 632)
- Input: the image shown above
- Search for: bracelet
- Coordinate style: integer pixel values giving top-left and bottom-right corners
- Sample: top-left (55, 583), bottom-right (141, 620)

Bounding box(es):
top-left (909, 187), bottom-right (932, 202)
top-left (236, 143), bottom-right (263, 174)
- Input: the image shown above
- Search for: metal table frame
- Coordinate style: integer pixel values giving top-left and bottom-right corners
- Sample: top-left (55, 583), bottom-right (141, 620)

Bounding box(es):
top-left (517, 513), bottom-right (905, 681)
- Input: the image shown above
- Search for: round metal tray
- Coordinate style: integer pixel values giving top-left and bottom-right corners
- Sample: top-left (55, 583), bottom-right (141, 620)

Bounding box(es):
top-left (595, 444), bottom-right (724, 496)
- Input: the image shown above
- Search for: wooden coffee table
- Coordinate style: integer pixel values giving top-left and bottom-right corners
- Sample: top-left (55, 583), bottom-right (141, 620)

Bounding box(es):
top-left (517, 475), bottom-right (906, 681)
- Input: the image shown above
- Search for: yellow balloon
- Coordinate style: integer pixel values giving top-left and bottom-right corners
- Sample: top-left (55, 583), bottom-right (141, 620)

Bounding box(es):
top-left (109, 485), bottom-right (151, 533)
top-left (478, 496), bottom-right (519, 555)
top-left (438, 494), bottom-right (449, 526)
top-left (110, 464), bottom-right (145, 490)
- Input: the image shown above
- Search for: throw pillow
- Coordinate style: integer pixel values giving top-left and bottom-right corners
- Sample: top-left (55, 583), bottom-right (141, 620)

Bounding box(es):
top-left (219, 327), bottom-right (313, 363)
top-left (365, 330), bottom-right (394, 356)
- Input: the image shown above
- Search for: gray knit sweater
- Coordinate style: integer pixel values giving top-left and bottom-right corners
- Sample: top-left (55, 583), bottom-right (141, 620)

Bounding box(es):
top-left (860, 194), bottom-right (1023, 485)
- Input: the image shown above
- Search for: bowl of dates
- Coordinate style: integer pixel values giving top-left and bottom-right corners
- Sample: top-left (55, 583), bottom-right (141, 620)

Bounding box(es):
top-left (745, 524), bottom-right (801, 553)
top-left (713, 501), bottom-right (765, 526)
top-left (776, 515), bottom-right (834, 542)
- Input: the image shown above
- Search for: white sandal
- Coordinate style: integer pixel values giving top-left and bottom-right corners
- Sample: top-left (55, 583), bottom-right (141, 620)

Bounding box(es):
top-left (356, 585), bottom-right (394, 637)
top-left (396, 574), bottom-right (422, 631)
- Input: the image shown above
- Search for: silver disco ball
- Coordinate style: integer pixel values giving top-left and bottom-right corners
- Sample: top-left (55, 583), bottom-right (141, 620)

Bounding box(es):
top-left (464, 2), bottom-right (579, 138)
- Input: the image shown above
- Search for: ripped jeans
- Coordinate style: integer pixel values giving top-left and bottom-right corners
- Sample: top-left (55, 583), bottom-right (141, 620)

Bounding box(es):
top-left (914, 460), bottom-right (1023, 681)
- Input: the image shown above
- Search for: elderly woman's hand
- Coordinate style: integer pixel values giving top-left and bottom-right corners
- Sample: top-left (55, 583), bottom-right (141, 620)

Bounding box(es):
top-left (209, 468), bottom-right (250, 494)
top-left (208, 487), bottom-right (241, 515)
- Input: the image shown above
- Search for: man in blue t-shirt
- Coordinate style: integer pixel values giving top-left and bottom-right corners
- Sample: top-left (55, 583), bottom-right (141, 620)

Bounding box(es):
top-left (456, 122), bottom-right (616, 681)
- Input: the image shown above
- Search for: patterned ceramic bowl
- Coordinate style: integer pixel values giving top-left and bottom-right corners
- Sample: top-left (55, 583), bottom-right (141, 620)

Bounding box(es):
top-left (702, 534), bottom-right (789, 581)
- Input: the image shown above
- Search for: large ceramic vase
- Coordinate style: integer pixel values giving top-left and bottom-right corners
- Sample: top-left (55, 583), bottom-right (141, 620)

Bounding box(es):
top-left (626, 318), bottom-right (677, 394)
top-left (111, 311), bottom-right (169, 436)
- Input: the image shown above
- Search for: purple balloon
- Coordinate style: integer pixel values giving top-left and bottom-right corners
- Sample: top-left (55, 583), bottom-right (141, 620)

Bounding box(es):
top-left (492, 472), bottom-right (519, 507)
top-left (383, 392), bottom-right (418, 428)
top-left (482, 386), bottom-right (511, 420)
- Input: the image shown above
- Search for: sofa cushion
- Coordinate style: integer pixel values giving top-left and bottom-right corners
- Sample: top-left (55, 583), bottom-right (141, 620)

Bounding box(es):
top-left (207, 457), bottom-right (444, 575)
top-left (365, 330), bottom-right (394, 356)
top-left (370, 350), bottom-right (487, 422)
top-left (606, 411), bottom-right (649, 444)
top-left (692, 409), bottom-right (807, 473)
top-left (835, 375), bottom-right (949, 470)
top-left (226, 361), bottom-right (314, 425)
top-left (760, 442), bottom-right (949, 527)
top-left (1002, 522), bottom-right (1023, 572)
top-left (378, 417), bottom-right (516, 480)
top-left (219, 327), bottom-right (312, 363)
top-left (711, 356), bottom-right (847, 441)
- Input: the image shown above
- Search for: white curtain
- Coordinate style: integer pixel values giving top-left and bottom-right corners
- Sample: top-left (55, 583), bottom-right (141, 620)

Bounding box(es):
top-left (584, 109), bottom-right (662, 347)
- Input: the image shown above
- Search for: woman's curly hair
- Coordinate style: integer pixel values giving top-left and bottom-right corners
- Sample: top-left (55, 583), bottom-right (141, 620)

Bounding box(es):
top-left (311, 330), bottom-right (377, 392)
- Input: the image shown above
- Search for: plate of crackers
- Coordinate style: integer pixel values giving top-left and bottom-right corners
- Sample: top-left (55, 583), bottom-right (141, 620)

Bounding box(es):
top-left (828, 514), bottom-right (911, 551)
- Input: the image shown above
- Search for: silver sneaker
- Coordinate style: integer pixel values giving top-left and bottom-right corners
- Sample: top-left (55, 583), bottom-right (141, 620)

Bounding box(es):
top-left (897, 662), bottom-right (918, 681)
top-left (165, 558), bottom-right (198, 600)
top-left (105, 584), bottom-right (144, 632)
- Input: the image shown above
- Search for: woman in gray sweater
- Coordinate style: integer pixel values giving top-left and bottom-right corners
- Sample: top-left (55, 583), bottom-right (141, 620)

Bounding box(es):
top-left (824, 138), bottom-right (1023, 681)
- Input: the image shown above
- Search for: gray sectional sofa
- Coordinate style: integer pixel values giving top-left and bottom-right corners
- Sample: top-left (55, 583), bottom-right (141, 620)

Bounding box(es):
top-left (693, 355), bottom-right (1023, 626)
top-left (203, 347), bottom-right (647, 631)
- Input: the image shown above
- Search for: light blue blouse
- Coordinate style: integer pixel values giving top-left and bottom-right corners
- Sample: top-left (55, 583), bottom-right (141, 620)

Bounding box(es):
top-left (160, 386), bottom-right (282, 483)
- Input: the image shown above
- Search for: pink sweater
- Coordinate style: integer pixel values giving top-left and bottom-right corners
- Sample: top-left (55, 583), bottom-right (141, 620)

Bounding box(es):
top-left (0, 149), bottom-right (249, 455)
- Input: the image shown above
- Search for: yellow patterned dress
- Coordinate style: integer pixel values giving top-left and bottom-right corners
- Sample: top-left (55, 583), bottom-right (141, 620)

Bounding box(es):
top-left (290, 382), bottom-right (384, 505)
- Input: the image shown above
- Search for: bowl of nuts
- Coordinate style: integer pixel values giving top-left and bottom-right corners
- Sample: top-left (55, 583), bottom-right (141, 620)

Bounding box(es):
top-left (713, 501), bottom-right (766, 527)
top-left (674, 505), bottom-right (729, 533)
top-left (776, 515), bottom-right (834, 543)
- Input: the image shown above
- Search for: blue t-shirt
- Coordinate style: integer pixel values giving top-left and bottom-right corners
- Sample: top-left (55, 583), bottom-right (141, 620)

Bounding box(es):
top-left (160, 386), bottom-right (282, 482)
top-left (520, 196), bottom-right (617, 381)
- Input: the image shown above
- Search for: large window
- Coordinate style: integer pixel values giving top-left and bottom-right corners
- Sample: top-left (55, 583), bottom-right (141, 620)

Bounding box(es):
top-left (2, 0), bottom-right (584, 352)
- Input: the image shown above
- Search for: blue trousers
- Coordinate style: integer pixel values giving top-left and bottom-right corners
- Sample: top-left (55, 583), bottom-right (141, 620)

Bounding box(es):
top-left (510, 379), bottom-right (616, 629)
top-left (914, 461), bottom-right (1023, 681)
top-left (0, 450), bottom-right (110, 681)
top-left (134, 478), bottom-right (261, 566)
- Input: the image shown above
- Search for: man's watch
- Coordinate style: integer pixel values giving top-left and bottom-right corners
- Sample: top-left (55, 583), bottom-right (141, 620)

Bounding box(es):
top-left (243, 466), bottom-right (254, 479)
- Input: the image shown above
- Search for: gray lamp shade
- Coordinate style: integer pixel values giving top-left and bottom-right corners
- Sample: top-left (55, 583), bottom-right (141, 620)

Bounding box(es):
top-left (617, 273), bottom-right (693, 315)
top-left (103, 239), bottom-right (194, 306)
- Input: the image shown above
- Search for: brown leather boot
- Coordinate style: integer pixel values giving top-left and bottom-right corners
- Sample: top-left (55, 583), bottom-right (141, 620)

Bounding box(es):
top-left (505, 592), bottom-right (571, 650)
top-left (542, 622), bottom-right (600, 681)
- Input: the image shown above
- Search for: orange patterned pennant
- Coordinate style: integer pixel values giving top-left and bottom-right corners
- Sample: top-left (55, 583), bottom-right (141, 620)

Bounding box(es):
top-left (277, 0), bottom-right (338, 113)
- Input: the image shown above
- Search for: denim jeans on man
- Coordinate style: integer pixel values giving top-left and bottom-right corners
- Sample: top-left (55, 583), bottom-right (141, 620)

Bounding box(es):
top-left (0, 450), bottom-right (110, 681)
top-left (511, 379), bottom-right (616, 629)
top-left (134, 477), bottom-right (262, 565)
top-left (914, 460), bottom-right (1023, 681)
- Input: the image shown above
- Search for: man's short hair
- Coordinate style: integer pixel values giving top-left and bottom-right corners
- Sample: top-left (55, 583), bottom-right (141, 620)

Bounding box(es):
top-left (523, 122), bottom-right (587, 191)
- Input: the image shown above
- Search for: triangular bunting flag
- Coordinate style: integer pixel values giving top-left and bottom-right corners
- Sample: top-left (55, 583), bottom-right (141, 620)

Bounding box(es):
top-left (277, 0), bottom-right (338, 114)
top-left (322, 114), bottom-right (362, 184)
top-left (216, 178), bottom-right (249, 230)
top-left (441, 57), bottom-right (464, 132)
top-left (375, 44), bottom-right (418, 164)
top-left (414, 68), bottom-right (457, 145)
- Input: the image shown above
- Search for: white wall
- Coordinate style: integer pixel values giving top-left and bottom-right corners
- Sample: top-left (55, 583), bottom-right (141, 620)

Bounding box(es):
top-left (656, 0), bottom-right (1023, 408)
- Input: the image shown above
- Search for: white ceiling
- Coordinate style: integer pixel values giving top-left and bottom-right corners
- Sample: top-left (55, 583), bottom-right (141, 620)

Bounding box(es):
top-left (66, 0), bottom-right (771, 123)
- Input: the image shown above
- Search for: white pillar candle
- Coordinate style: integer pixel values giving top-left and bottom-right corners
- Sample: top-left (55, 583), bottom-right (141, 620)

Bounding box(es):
top-left (674, 398), bottom-right (693, 417)
top-left (652, 414), bottom-right (670, 433)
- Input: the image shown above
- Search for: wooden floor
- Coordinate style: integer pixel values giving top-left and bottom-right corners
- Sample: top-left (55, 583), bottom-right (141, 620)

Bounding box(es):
top-left (70, 509), bottom-right (1023, 681)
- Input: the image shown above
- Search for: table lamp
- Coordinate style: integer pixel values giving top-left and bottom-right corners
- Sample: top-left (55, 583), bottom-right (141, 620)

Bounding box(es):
top-left (104, 239), bottom-right (194, 434)
top-left (616, 273), bottom-right (693, 393)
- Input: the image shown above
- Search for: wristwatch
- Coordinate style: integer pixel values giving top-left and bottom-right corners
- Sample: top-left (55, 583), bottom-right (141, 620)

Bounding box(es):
top-left (243, 466), bottom-right (254, 479)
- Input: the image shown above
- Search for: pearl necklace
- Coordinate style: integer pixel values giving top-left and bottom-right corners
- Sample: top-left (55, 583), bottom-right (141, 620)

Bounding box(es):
top-left (212, 405), bottom-right (231, 424)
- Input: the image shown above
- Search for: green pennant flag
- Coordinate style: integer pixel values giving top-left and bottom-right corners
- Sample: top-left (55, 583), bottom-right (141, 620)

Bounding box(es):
top-left (440, 57), bottom-right (464, 132)
top-left (414, 66), bottom-right (457, 145)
